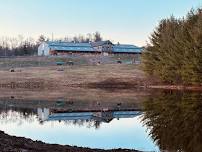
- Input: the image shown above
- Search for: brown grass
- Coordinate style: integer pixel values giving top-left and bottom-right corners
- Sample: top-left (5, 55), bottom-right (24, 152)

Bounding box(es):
top-left (0, 64), bottom-right (147, 89)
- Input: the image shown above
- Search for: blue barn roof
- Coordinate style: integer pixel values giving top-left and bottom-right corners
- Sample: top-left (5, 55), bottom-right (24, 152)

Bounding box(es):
top-left (47, 41), bottom-right (94, 52)
top-left (45, 41), bottom-right (142, 53)
top-left (112, 44), bottom-right (142, 53)
top-left (46, 111), bottom-right (142, 122)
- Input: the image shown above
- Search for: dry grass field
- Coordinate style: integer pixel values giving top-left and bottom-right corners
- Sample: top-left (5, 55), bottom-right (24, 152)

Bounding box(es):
top-left (0, 62), bottom-right (147, 89)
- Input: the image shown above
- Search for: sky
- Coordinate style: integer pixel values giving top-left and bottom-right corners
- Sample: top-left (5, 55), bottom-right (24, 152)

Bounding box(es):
top-left (0, 0), bottom-right (201, 46)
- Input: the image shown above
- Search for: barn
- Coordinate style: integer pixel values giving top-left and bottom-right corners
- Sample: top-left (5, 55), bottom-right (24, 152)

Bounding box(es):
top-left (113, 44), bottom-right (142, 54)
top-left (38, 40), bottom-right (143, 56)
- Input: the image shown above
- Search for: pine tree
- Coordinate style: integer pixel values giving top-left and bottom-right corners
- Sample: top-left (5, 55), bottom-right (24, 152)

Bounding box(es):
top-left (142, 8), bottom-right (202, 85)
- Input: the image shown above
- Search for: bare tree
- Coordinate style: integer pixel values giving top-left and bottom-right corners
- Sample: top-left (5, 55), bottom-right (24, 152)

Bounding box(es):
top-left (94, 31), bottom-right (102, 42)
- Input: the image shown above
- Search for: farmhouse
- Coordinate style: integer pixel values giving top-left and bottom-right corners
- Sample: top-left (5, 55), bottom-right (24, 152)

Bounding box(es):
top-left (38, 40), bottom-right (143, 56)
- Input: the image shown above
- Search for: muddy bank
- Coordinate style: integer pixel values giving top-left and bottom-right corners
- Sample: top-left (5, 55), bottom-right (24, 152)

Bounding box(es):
top-left (0, 79), bottom-right (146, 89)
top-left (83, 78), bottom-right (146, 89)
top-left (0, 131), bottom-right (141, 152)
top-left (148, 85), bottom-right (202, 91)
top-left (0, 77), bottom-right (202, 91)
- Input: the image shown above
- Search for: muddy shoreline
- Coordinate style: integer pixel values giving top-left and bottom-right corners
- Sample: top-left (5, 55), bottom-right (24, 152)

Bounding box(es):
top-left (148, 85), bottom-right (202, 91)
top-left (0, 131), bottom-right (141, 152)
top-left (0, 80), bottom-right (201, 91)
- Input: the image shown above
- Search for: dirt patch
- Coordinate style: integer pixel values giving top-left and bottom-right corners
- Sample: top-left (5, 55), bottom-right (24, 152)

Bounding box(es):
top-left (87, 78), bottom-right (146, 89)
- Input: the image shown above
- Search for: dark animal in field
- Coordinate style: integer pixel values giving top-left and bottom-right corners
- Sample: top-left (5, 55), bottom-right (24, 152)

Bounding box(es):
top-left (10, 68), bottom-right (15, 72)
top-left (66, 61), bottom-right (74, 65)
top-left (117, 60), bottom-right (122, 64)
top-left (117, 103), bottom-right (122, 106)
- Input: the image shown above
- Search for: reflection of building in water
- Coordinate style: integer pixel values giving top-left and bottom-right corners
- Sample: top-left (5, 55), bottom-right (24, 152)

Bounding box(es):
top-left (37, 108), bottom-right (142, 123)
top-left (37, 108), bottom-right (50, 122)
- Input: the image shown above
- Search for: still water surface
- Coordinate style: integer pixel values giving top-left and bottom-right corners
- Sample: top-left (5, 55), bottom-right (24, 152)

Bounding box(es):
top-left (0, 90), bottom-right (201, 152)
top-left (0, 109), bottom-right (158, 151)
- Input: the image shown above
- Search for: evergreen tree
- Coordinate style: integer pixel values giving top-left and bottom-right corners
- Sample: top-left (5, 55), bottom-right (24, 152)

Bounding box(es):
top-left (142, 8), bottom-right (202, 85)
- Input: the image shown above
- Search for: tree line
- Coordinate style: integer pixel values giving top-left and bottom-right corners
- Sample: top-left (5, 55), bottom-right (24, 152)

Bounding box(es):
top-left (142, 8), bottom-right (202, 85)
top-left (0, 36), bottom-right (38, 56)
top-left (0, 31), bottom-right (103, 57)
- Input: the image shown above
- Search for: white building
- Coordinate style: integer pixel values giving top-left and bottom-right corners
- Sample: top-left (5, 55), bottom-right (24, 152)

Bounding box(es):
top-left (38, 42), bottom-right (53, 56)
top-left (38, 40), bottom-right (143, 56)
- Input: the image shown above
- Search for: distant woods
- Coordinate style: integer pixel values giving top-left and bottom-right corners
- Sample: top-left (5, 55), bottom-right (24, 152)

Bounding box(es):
top-left (0, 36), bottom-right (38, 56)
top-left (142, 8), bottom-right (202, 85)
top-left (0, 31), bottom-right (103, 57)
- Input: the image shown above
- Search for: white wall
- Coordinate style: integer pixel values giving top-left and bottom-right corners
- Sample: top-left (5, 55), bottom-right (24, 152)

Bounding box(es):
top-left (38, 42), bottom-right (50, 56)
top-left (37, 108), bottom-right (50, 121)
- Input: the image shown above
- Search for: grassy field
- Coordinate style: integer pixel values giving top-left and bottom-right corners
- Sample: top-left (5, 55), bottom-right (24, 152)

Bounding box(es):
top-left (0, 56), bottom-right (146, 89)
top-left (0, 64), bottom-right (146, 88)
top-left (0, 54), bottom-right (139, 70)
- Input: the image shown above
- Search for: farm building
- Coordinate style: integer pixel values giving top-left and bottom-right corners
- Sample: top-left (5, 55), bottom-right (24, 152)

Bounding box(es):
top-left (37, 108), bottom-right (142, 123)
top-left (38, 40), bottom-right (143, 56)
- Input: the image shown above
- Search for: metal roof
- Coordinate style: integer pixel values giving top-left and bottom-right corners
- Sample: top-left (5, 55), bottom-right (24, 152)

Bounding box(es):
top-left (46, 111), bottom-right (142, 121)
top-left (50, 46), bottom-right (94, 52)
top-left (47, 41), bottom-right (91, 47)
top-left (113, 44), bottom-right (139, 49)
top-left (45, 41), bottom-right (142, 53)
top-left (91, 40), bottom-right (113, 47)
top-left (112, 44), bottom-right (143, 53)
top-left (47, 41), bottom-right (94, 52)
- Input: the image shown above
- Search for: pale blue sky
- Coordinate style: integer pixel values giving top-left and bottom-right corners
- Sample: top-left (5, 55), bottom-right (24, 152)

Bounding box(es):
top-left (0, 0), bottom-right (201, 46)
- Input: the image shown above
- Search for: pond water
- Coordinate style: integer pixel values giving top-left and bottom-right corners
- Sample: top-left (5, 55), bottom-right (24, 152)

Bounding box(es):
top-left (0, 90), bottom-right (201, 152)
top-left (0, 108), bottom-right (158, 151)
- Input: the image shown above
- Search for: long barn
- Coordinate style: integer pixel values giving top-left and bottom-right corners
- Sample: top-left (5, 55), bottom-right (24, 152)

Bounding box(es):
top-left (38, 40), bottom-right (143, 56)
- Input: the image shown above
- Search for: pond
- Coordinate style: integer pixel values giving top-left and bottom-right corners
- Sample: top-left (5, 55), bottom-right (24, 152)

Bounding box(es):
top-left (0, 89), bottom-right (201, 152)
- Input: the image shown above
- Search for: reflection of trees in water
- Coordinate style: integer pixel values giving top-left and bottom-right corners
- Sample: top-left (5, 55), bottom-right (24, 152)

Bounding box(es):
top-left (142, 91), bottom-right (202, 152)
top-left (0, 107), bottom-right (36, 125)
top-left (63, 119), bottom-right (101, 129)
top-left (0, 106), bottom-right (103, 129)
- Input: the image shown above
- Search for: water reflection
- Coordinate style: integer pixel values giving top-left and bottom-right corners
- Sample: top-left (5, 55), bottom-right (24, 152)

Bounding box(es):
top-left (0, 103), bottom-right (157, 151)
top-left (0, 107), bottom-right (35, 125)
top-left (37, 108), bottom-right (142, 128)
top-left (1, 89), bottom-right (201, 151)
top-left (0, 95), bottom-right (143, 129)
top-left (0, 105), bottom-right (142, 129)
top-left (142, 91), bottom-right (202, 152)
